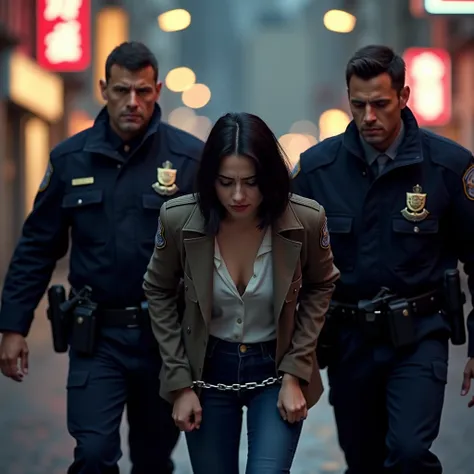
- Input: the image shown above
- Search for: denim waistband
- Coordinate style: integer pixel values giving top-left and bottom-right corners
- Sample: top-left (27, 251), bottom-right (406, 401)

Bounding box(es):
top-left (207, 335), bottom-right (277, 358)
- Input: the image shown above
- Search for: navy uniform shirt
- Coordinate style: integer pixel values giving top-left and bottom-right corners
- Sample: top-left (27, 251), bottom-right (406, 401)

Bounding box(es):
top-left (0, 105), bottom-right (203, 336)
top-left (292, 107), bottom-right (474, 353)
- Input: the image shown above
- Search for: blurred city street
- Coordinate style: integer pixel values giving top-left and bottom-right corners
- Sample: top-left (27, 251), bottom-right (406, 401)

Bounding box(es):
top-left (0, 267), bottom-right (473, 474)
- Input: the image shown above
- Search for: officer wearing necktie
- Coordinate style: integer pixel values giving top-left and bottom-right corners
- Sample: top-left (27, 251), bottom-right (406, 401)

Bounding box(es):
top-left (0, 41), bottom-right (203, 474)
top-left (292, 45), bottom-right (474, 473)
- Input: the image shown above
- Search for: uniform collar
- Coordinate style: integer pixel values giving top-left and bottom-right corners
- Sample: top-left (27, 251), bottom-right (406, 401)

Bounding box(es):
top-left (361, 121), bottom-right (405, 166)
top-left (84, 103), bottom-right (163, 156)
top-left (343, 107), bottom-right (421, 161)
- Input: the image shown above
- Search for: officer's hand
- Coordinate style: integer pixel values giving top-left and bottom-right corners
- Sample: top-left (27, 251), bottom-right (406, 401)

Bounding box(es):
top-left (172, 388), bottom-right (202, 432)
top-left (0, 332), bottom-right (29, 382)
top-left (277, 373), bottom-right (308, 423)
top-left (461, 358), bottom-right (474, 407)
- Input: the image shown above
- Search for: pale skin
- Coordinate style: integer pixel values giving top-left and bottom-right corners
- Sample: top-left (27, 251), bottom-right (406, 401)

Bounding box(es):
top-left (0, 64), bottom-right (162, 382)
top-left (172, 154), bottom-right (308, 432)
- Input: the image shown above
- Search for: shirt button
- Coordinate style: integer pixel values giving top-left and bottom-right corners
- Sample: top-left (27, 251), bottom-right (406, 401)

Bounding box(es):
top-left (117, 164), bottom-right (122, 169)
top-left (77, 199), bottom-right (83, 205)
top-left (237, 318), bottom-right (242, 324)
top-left (124, 145), bottom-right (130, 152)
top-left (414, 226), bottom-right (420, 233)
top-left (362, 171), bottom-right (367, 176)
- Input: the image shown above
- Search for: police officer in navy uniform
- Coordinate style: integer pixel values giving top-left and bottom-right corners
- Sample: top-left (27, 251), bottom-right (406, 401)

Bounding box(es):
top-left (0, 42), bottom-right (203, 473)
top-left (292, 45), bottom-right (474, 473)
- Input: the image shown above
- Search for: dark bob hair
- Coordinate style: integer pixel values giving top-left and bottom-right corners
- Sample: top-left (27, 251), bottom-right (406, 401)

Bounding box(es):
top-left (346, 44), bottom-right (405, 93)
top-left (195, 112), bottom-right (291, 235)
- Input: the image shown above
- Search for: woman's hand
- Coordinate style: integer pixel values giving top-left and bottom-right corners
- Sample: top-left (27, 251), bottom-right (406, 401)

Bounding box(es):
top-left (172, 388), bottom-right (203, 432)
top-left (277, 374), bottom-right (308, 423)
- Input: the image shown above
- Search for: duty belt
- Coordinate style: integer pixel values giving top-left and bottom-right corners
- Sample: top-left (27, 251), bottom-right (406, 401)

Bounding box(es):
top-left (330, 290), bottom-right (442, 324)
top-left (98, 305), bottom-right (148, 327)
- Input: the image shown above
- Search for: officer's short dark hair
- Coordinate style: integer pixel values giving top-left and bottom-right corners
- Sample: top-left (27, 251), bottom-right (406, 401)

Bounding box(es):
top-left (105, 41), bottom-right (159, 82)
top-left (195, 112), bottom-right (291, 235)
top-left (346, 45), bottom-right (405, 93)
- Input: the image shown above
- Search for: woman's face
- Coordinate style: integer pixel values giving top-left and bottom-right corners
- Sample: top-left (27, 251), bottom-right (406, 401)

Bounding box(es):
top-left (215, 154), bottom-right (263, 222)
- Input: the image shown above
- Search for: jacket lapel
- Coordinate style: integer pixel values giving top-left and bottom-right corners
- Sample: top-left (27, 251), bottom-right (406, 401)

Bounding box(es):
top-left (272, 202), bottom-right (304, 321)
top-left (182, 206), bottom-right (214, 325)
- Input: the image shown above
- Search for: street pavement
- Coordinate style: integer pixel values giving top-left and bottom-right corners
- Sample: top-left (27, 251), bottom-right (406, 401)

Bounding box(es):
top-left (0, 267), bottom-right (473, 474)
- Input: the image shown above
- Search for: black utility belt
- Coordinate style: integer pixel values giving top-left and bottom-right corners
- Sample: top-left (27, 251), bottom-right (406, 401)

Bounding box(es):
top-left (96, 305), bottom-right (148, 327)
top-left (330, 291), bottom-right (442, 324)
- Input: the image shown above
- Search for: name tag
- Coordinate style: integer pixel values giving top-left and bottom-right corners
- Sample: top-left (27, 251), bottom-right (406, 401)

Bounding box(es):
top-left (72, 177), bottom-right (94, 186)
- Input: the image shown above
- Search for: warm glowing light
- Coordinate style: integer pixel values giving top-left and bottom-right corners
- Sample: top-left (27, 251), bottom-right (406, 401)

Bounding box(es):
top-left (410, 52), bottom-right (446, 120)
top-left (25, 117), bottom-right (49, 215)
top-left (289, 120), bottom-right (319, 137)
top-left (279, 133), bottom-right (317, 168)
top-left (9, 52), bottom-right (64, 122)
top-left (182, 83), bottom-right (211, 109)
top-left (94, 7), bottom-right (129, 104)
top-left (165, 67), bottom-right (196, 92)
top-left (323, 10), bottom-right (356, 33)
top-left (168, 107), bottom-right (196, 129)
top-left (319, 109), bottom-right (351, 140)
top-left (158, 9), bottom-right (191, 32)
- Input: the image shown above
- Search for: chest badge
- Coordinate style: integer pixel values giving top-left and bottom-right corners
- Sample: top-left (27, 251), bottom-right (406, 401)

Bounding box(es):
top-left (152, 160), bottom-right (179, 196)
top-left (401, 184), bottom-right (429, 222)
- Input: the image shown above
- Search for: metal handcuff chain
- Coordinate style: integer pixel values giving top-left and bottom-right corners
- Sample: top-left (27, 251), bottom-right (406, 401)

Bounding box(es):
top-left (192, 376), bottom-right (283, 391)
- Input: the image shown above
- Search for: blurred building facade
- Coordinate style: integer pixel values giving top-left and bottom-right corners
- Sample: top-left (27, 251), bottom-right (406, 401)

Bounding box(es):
top-left (1, 0), bottom-right (474, 279)
top-left (0, 0), bottom-right (73, 278)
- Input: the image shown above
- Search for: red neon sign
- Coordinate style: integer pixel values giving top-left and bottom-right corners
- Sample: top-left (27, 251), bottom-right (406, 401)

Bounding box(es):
top-left (404, 48), bottom-right (452, 127)
top-left (36, 0), bottom-right (91, 72)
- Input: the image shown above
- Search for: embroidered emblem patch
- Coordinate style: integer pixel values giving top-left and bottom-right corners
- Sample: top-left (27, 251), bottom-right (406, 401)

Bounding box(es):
top-left (320, 217), bottom-right (330, 250)
top-left (463, 164), bottom-right (474, 201)
top-left (291, 161), bottom-right (301, 179)
top-left (38, 161), bottom-right (53, 192)
top-left (155, 217), bottom-right (166, 249)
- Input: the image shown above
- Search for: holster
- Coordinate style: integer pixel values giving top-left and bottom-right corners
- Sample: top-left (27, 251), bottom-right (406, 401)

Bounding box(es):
top-left (70, 300), bottom-right (98, 356)
top-left (387, 298), bottom-right (416, 348)
top-left (46, 285), bottom-right (70, 353)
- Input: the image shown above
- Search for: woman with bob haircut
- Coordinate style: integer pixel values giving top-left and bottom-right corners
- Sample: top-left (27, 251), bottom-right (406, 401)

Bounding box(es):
top-left (143, 112), bottom-right (339, 473)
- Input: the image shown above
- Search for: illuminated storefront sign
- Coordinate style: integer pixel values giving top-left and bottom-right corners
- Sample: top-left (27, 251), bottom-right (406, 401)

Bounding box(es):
top-left (404, 48), bottom-right (452, 127)
top-left (424, 0), bottom-right (474, 14)
top-left (37, 0), bottom-right (91, 71)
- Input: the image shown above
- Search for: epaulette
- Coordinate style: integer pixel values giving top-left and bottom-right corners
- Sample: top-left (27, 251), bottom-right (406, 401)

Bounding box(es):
top-left (165, 193), bottom-right (198, 209)
top-left (289, 193), bottom-right (321, 211)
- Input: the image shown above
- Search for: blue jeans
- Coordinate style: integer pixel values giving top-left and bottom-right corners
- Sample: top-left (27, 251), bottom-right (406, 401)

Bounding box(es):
top-left (185, 336), bottom-right (303, 474)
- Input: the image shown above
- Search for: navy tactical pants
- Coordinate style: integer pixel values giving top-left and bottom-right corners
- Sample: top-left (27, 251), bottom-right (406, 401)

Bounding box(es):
top-left (328, 329), bottom-right (448, 474)
top-left (66, 326), bottom-right (179, 474)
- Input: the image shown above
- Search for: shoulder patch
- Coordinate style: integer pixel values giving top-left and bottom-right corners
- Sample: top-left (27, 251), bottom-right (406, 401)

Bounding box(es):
top-left (289, 193), bottom-right (321, 211)
top-left (291, 161), bottom-right (301, 178)
top-left (320, 217), bottom-right (330, 249)
top-left (155, 217), bottom-right (166, 249)
top-left (165, 193), bottom-right (198, 209)
top-left (463, 164), bottom-right (474, 201)
top-left (38, 161), bottom-right (53, 192)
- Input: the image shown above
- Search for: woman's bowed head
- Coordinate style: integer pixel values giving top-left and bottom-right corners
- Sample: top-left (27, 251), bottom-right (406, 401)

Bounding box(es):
top-left (195, 112), bottom-right (292, 234)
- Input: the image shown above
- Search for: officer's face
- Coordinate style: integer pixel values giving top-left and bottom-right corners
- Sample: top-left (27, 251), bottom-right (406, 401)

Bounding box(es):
top-left (100, 65), bottom-right (161, 140)
top-left (348, 73), bottom-right (409, 151)
top-left (216, 154), bottom-right (263, 222)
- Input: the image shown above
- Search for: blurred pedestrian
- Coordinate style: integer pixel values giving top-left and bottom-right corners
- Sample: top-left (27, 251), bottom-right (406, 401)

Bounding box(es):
top-left (0, 41), bottom-right (203, 474)
top-left (143, 112), bottom-right (339, 474)
top-left (292, 44), bottom-right (474, 473)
